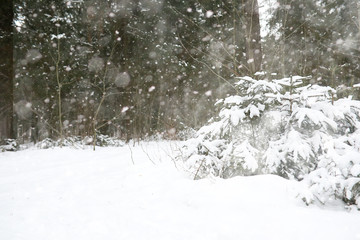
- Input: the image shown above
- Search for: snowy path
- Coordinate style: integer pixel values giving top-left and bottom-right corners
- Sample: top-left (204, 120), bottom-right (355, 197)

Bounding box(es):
top-left (1, 142), bottom-right (359, 240)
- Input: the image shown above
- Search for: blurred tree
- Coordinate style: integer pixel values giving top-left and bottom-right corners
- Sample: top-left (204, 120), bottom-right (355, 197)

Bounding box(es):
top-left (243, 0), bottom-right (262, 73)
top-left (0, 0), bottom-right (14, 141)
top-left (265, 0), bottom-right (360, 88)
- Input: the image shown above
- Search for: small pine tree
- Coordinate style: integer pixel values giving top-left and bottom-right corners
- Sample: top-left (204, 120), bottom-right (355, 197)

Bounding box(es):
top-left (179, 75), bottom-right (360, 208)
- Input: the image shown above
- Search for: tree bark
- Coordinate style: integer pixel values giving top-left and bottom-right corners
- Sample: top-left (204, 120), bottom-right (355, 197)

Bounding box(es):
top-left (0, 0), bottom-right (14, 141)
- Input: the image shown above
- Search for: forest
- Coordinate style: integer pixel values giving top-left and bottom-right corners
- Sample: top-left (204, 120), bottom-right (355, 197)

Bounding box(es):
top-left (0, 0), bottom-right (358, 145)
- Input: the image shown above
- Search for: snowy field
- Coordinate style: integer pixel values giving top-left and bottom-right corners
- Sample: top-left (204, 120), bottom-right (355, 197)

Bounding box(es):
top-left (1, 141), bottom-right (360, 240)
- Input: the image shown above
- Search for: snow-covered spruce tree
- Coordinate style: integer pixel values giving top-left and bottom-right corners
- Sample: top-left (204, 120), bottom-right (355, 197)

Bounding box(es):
top-left (264, 80), bottom-right (338, 180)
top-left (298, 98), bottom-right (360, 207)
top-left (180, 76), bottom-right (285, 179)
top-left (267, 81), bottom-right (360, 207)
top-left (179, 76), bottom-right (360, 208)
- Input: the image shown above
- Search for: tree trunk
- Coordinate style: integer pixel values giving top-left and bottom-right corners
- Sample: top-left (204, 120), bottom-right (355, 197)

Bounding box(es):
top-left (0, 0), bottom-right (14, 141)
top-left (243, 0), bottom-right (262, 74)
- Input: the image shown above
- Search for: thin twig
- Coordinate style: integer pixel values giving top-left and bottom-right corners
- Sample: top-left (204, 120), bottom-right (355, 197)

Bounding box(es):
top-left (194, 157), bottom-right (206, 180)
top-left (128, 144), bottom-right (135, 165)
top-left (140, 143), bottom-right (156, 165)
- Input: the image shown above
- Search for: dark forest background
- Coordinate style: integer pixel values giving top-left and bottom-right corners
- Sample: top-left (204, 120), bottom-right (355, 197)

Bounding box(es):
top-left (0, 0), bottom-right (359, 144)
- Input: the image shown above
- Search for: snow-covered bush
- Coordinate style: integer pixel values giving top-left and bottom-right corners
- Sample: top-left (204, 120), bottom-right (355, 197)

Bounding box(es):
top-left (179, 75), bottom-right (360, 208)
top-left (93, 134), bottom-right (125, 147)
top-left (35, 135), bottom-right (125, 149)
top-left (0, 139), bottom-right (19, 152)
top-left (35, 138), bottom-right (56, 149)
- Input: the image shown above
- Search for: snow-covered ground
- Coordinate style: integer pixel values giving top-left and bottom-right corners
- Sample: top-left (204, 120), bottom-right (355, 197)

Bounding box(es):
top-left (1, 141), bottom-right (359, 240)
